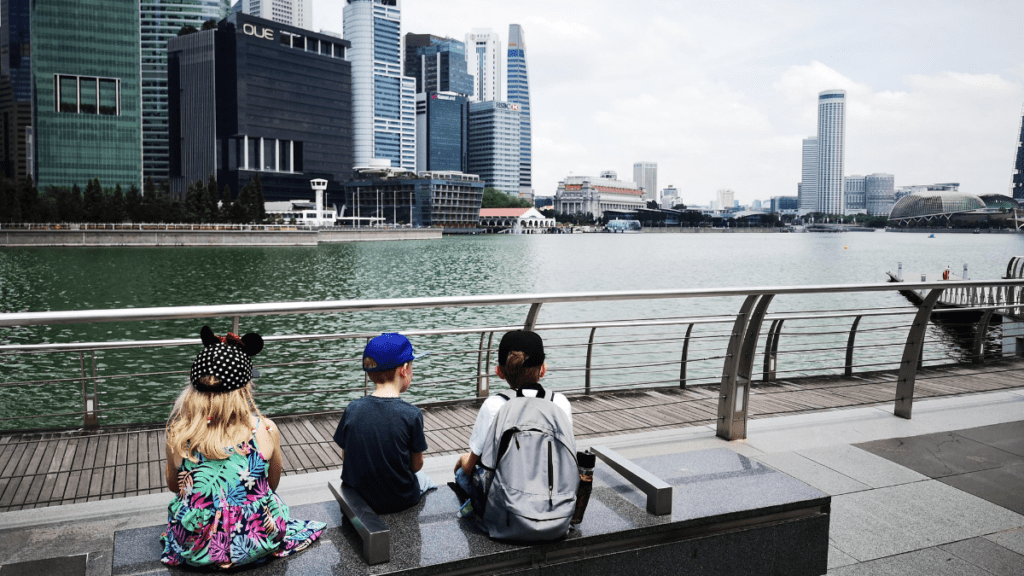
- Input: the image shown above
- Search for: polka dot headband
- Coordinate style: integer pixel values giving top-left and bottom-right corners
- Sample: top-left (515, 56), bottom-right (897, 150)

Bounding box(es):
top-left (190, 326), bottom-right (264, 393)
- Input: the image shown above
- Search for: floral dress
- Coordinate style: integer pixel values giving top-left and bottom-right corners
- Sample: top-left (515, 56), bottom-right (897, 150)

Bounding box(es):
top-left (160, 422), bottom-right (325, 568)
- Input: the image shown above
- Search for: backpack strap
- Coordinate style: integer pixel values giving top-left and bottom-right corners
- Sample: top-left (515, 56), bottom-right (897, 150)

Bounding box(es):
top-left (517, 383), bottom-right (546, 399)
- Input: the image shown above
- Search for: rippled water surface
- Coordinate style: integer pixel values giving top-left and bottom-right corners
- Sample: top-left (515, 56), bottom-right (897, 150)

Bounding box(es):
top-left (1, 231), bottom-right (1021, 429)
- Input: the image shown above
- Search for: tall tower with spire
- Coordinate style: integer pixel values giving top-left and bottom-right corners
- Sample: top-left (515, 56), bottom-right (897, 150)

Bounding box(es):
top-left (507, 24), bottom-right (532, 198)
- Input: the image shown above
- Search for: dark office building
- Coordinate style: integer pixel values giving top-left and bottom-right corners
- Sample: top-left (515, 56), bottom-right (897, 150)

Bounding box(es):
top-left (415, 92), bottom-right (468, 173)
top-left (770, 196), bottom-right (799, 213)
top-left (344, 168), bottom-right (483, 231)
top-left (0, 0), bottom-right (32, 181)
top-left (168, 13), bottom-right (353, 202)
top-left (1013, 109), bottom-right (1024, 201)
top-left (404, 34), bottom-right (473, 97)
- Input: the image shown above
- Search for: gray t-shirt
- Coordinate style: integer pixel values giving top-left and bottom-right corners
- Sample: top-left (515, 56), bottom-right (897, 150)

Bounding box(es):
top-left (334, 395), bottom-right (428, 514)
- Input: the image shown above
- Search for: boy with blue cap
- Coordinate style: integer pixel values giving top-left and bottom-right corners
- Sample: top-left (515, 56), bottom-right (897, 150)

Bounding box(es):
top-left (333, 333), bottom-right (436, 513)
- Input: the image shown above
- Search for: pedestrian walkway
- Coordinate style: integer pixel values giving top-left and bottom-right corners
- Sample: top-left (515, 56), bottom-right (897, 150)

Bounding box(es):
top-left (0, 384), bottom-right (1021, 575)
top-left (2, 359), bottom-right (1020, 512)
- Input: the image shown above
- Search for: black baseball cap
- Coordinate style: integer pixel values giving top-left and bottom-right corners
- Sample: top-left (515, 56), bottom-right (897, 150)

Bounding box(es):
top-left (498, 330), bottom-right (545, 368)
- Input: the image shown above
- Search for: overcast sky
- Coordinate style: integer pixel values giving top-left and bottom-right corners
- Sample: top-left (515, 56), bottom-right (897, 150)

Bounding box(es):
top-left (311, 0), bottom-right (1024, 205)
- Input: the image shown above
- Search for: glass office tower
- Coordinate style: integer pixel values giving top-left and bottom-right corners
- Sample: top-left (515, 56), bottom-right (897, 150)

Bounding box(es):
top-left (344, 0), bottom-right (415, 170)
top-left (140, 0), bottom-right (230, 184)
top-left (816, 90), bottom-right (846, 215)
top-left (1013, 106), bottom-right (1024, 201)
top-left (404, 34), bottom-right (472, 97)
top-left (0, 0), bottom-right (32, 181)
top-left (799, 136), bottom-right (817, 214)
top-left (32, 0), bottom-right (142, 190)
top-left (507, 24), bottom-right (532, 197)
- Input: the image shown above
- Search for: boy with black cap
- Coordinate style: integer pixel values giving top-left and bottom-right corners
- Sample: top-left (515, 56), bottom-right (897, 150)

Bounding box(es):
top-left (453, 330), bottom-right (573, 517)
top-left (333, 333), bottom-right (436, 514)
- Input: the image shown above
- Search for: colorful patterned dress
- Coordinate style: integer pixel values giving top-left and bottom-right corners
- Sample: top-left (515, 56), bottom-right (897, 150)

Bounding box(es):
top-left (160, 422), bottom-right (325, 568)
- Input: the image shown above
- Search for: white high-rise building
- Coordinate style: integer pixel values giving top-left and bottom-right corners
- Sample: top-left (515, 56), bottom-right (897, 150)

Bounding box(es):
top-left (236, 0), bottom-right (311, 29)
top-left (344, 0), bottom-right (415, 171)
top-left (466, 29), bottom-right (502, 102)
top-left (844, 175), bottom-right (866, 213)
top-left (468, 101), bottom-right (520, 195)
top-left (800, 136), bottom-right (818, 214)
top-left (866, 173), bottom-right (896, 216)
top-left (816, 90), bottom-right (846, 215)
top-left (716, 189), bottom-right (735, 210)
top-left (633, 161), bottom-right (657, 202)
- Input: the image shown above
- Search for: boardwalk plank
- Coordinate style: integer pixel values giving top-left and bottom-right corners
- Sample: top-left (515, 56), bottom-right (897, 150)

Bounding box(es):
top-left (32, 437), bottom-right (69, 508)
top-left (125, 432), bottom-right (139, 497)
top-left (10, 434), bottom-right (54, 509)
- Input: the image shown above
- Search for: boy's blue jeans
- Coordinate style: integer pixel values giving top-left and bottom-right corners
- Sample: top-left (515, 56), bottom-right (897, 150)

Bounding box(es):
top-left (454, 465), bottom-right (487, 514)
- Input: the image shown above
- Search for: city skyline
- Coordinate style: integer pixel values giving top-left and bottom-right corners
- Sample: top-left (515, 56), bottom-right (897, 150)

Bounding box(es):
top-left (312, 0), bottom-right (1024, 206)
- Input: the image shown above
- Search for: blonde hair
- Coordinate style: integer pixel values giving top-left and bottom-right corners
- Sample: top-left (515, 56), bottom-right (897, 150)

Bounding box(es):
top-left (165, 376), bottom-right (264, 462)
top-left (500, 351), bottom-right (543, 390)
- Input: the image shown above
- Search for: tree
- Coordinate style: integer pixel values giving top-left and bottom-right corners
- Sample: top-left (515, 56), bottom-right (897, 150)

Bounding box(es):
top-left (482, 187), bottom-right (532, 209)
top-left (125, 185), bottom-right (141, 222)
top-left (0, 177), bottom-right (21, 223)
top-left (201, 19), bottom-right (218, 31)
top-left (104, 183), bottom-right (126, 223)
top-left (231, 182), bottom-right (252, 223)
top-left (177, 24), bottom-right (198, 36)
top-left (205, 175), bottom-right (220, 222)
top-left (250, 174), bottom-right (266, 222)
top-left (185, 180), bottom-right (207, 222)
top-left (83, 178), bottom-right (104, 222)
top-left (17, 177), bottom-right (40, 222)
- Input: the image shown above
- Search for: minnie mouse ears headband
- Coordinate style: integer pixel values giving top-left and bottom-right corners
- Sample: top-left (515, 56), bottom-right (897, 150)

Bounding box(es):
top-left (189, 325), bottom-right (264, 393)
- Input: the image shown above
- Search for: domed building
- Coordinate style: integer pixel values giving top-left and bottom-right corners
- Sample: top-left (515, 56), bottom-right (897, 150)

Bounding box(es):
top-left (888, 190), bottom-right (986, 223)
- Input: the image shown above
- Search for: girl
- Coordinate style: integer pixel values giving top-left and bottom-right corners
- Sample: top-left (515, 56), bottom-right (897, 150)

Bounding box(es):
top-left (160, 326), bottom-right (325, 569)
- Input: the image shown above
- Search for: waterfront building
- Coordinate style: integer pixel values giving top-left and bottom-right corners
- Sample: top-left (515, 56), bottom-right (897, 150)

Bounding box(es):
top-left (0, 0), bottom-right (32, 181)
top-left (465, 29), bottom-right (502, 103)
top-left (662, 185), bottom-right (679, 207)
top-left (865, 173), bottom-right (895, 216)
top-left (716, 189), bottom-right (735, 211)
top-left (770, 196), bottom-right (799, 214)
top-left (600, 170), bottom-right (617, 180)
top-left (343, 167), bottom-right (483, 231)
top-left (404, 34), bottom-right (473, 96)
top-left (553, 173), bottom-right (645, 218)
top-left (234, 0), bottom-right (310, 29)
top-left (344, 0), bottom-right (415, 171)
top-left (816, 90), bottom-right (846, 215)
top-left (844, 175), bottom-right (866, 213)
top-left (633, 161), bottom-right (657, 202)
top-left (751, 199), bottom-right (763, 211)
top-left (799, 136), bottom-right (817, 214)
top-left (1012, 106), bottom-right (1024, 201)
top-left (415, 91), bottom-right (468, 173)
top-left (506, 24), bottom-right (532, 198)
top-left (467, 100), bottom-right (520, 196)
top-left (167, 13), bottom-right (352, 202)
top-left (479, 207), bottom-right (554, 234)
top-left (140, 0), bottom-right (230, 185)
top-left (25, 0), bottom-right (142, 191)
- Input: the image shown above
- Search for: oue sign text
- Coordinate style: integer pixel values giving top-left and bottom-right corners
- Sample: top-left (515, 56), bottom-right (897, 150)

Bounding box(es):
top-left (243, 23), bottom-right (274, 41)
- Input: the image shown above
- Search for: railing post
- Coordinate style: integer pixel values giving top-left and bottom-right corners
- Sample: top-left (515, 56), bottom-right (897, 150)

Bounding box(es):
top-left (524, 303), bottom-right (542, 331)
top-left (232, 316), bottom-right (240, 334)
top-left (845, 315), bottom-right (863, 377)
top-left (81, 351), bottom-right (98, 430)
top-left (972, 309), bottom-right (996, 364)
top-left (894, 288), bottom-right (944, 419)
top-left (717, 294), bottom-right (763, 441)
top-left (585, 327), bottom-right (597, 394)
top-left (476, 332), bottom-right (491, 397)
top-left (762, 319), bottom-right (784, 383)
top-left (679, 323), bottom-right (693, 388)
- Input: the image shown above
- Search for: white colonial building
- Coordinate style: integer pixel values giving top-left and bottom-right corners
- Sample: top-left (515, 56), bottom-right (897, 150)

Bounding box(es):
top-left (479, 207), bottom-right (554, 234)
top-left (553, 174), bottom-right (646, 219)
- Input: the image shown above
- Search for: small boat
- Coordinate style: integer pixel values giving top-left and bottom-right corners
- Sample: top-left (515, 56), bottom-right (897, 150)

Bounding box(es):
top-left (928, 234), bottom-right (935, 238)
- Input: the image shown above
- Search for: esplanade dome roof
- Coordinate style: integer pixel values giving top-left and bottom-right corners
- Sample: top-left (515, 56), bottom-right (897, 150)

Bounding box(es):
top-left (978, 194), bottom-right (1020, 210)
top-left (888, 191), bottom-right (986, 221)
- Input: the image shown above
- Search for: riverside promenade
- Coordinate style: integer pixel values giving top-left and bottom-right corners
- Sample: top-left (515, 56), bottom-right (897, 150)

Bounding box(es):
top-left (1, 360), bottom-right (1022, 575)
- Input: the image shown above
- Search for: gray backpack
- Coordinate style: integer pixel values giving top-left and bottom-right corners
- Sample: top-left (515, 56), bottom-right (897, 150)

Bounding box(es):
top-left (479, 386), bottom-right (579, 542)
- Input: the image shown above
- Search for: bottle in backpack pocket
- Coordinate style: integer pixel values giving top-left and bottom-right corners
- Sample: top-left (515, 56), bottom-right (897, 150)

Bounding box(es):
top-left (571, 450), bottom-right (596, 526)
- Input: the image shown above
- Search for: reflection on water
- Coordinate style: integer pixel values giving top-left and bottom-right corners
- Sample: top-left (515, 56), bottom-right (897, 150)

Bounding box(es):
top-left (1, 232), bottom-right (1021, 429)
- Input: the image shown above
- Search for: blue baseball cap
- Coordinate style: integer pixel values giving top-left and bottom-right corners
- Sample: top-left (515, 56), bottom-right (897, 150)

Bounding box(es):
top-left (362, 333), bottom-right (428, 372)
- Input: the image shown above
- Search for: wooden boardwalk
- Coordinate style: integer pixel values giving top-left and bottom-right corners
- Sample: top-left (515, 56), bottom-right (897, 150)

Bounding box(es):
top-left (1, 359), bottom-right (1022, 513)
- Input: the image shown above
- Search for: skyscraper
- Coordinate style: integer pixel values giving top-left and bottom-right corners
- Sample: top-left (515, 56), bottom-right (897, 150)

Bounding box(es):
top-left (344, 0), bottom-right (415, 171)
top-left (0, 0), bottom-right (32, 181)
top-left (799, 136), bottom-right (818, 214)
top-left (633, 161), bottom-right (657, 202)
top-left (465, 29), bottom-right (502, 103)
top-left (404, 34), bottom-right (472, 96)
top-left (844, 175), bottom-right (866, 213)
top-left (507, 24), bottom-right (532, 197)
top-left (468, 100), bottom-right (520, 195)
top-left (1013, 105), bottom-right (1024, 201)
top-left (140, 0), bottom-right (230, 184)
top-left (31, 0), bottom-right (142, 190)
top-left (816, 90), bottom-right (846, 215)
top-left (865, 173), bottom-right (895, 216)
top-left (415, 91), bottom-right (468, 173)
top-left (234, 0), bottom-right (311, 29)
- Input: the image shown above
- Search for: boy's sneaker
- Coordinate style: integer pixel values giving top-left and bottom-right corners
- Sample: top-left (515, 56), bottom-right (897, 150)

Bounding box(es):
top-left (457, 499), bottom-right (474, 518)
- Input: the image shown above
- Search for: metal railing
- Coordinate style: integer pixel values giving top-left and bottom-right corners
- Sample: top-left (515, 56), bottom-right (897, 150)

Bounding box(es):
top-left (2, 279), bottom-right (1023, 440)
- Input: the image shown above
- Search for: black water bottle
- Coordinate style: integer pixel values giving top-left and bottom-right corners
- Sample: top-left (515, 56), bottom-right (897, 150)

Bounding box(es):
top-left (571, 450), bottom-right (596, 526)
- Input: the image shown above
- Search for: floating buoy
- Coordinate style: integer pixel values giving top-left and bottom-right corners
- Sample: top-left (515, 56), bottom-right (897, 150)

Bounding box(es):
top-left (844, 246), bottom-right (848, 250)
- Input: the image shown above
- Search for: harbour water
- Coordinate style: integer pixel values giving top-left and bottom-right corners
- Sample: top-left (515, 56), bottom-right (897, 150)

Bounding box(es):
top-left (1, 231), bottom-right (1022, 429)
